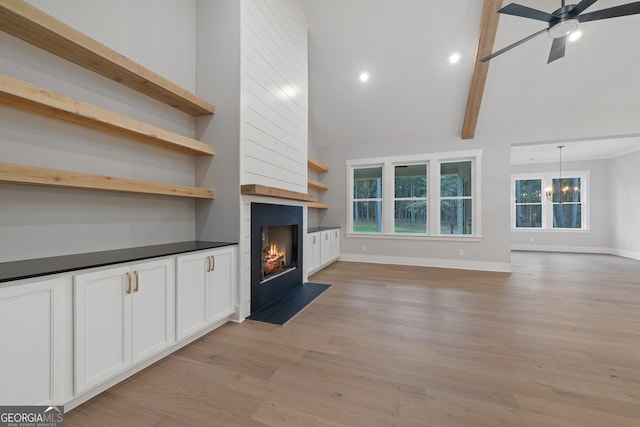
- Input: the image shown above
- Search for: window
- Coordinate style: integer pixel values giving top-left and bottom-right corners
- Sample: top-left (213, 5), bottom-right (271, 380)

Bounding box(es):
top-left (353, 166), bottom-right (383, 233)
top-left (512, 172), bottom-right (588, 231)
top-left (394, 164), bottom-right (427, 234)
top-left (440, 161), bottom-right (472, 235)
top-left (514, 179), bottom-right (542, 228)
top-left (347, 150), bottom-right (481, 238)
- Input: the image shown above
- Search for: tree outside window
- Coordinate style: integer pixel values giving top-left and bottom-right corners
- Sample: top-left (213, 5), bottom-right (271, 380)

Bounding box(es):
top-left (353, 167), bottom-right (383, 232)
top-left (440, 161), bottom-right (472, 235)
top-left (515, 179), bottom-right (542, 228)
top-left (394, 164), bottom-right (427, 233)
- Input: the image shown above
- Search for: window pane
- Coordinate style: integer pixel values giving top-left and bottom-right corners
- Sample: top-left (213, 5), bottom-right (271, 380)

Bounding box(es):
top-left (515, 205), bottom-right (542, 228)
top-left (440, 199), bottom-right (472, 235)
top-left (515, 179), bottom-right (541, 203)
top-left (353, 201), bottom-right (382, 232)
top-left (394, 200), bottom-right (427, 233)
top-left (441, 161), bottom-right (472, 197)
top-left (551, 178), bottom-right (581, 203)
top-left (553, 204), bottom-right (582, 228)
top-left (395, 164), bottom-right (427, 198)
top-left (354, 167), bottom-right (382, 199)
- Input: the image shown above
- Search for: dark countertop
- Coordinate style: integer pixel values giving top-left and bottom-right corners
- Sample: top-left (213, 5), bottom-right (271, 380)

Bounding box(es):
top-left (0, 241), bottom-right (236, 284)
top-left (308, 227), bottom-right (340, 233)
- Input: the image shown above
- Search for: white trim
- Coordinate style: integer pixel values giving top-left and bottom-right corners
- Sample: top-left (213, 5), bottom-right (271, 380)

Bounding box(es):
top-left (347, 149), bottom-right (482, 238)
top-left (511, 170), bottom-right (590, 231)
top-left (339, 253), bottom-right (512, 273)
top-left (510, 244), bottom-right (609, 254)
top-left (610, 248), bottom-right (640, 261)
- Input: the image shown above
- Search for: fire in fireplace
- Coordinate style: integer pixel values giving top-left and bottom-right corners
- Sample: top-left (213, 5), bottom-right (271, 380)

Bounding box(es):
top-left (261, 225), bottom-right (296, 282)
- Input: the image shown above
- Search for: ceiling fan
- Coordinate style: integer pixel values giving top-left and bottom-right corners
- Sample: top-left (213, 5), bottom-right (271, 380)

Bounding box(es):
top-left (480, 0), bottom-right (640, 63)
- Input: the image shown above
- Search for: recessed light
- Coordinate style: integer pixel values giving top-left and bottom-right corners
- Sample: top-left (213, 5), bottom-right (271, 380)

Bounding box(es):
top-left (569, 30), bottom-right (582, 42)
top-left (359, 71), bottom-right (370, 82)
top-left (449, 53), bottom-right (461, 64)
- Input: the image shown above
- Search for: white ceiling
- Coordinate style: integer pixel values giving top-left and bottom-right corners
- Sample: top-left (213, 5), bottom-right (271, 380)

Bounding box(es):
top-left (300, 0), bottom-right (640, 162)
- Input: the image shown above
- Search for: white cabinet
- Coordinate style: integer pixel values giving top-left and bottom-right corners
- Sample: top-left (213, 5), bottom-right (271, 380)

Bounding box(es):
top-left (176, 245), bottom-right (236, 341)
top-left (320, 230), bottom-right (332, 266)
top-left (330, 228), bottom-right (340, 261)
top-left (0, 278), bottom-right (64, 405)
top-left (307, 232), bottom-right (321, 272)
top-left (308, 228), bottom-right (340, 275)
top-left (73, 258), bottom-right (174, 394)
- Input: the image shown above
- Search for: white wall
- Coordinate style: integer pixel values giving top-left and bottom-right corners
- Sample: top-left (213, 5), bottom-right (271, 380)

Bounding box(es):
top-left (0, 1), bottom-right (200, 262)
top-left (609, 150), bottom-right (640, 260)
top-left (510, 159), bottom-right (611, 253)
top-left (237, 0), bottom-right (309, 319)
top-left (240, 0), bottom-right (308, 194)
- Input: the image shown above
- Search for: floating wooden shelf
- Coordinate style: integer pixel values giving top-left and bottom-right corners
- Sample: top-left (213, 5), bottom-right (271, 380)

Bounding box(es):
top-left (307, 157), bottom-right (329, 173)
top-left (0, 74), bottom-right (214, 156)
top-left (307, 178), bottom-right (329, 191)
top-left (0, 162), bottom-right (214, 199)
top-left (307, 202), bottom-right (329, 209)
top-left (241, 184), bottom-right (316, 202)
top-left (0, 1), bottom-right (214, 117)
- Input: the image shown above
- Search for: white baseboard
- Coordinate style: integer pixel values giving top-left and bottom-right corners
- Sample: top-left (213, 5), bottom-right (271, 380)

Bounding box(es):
top-left (511, 245), bottom-right (640, 262)
top-left (510, 244), bottom-right (610, 254)
top-left (609, 248), bottom-right (640, 261)
top-left (338, 253), bottom-right (512, 273)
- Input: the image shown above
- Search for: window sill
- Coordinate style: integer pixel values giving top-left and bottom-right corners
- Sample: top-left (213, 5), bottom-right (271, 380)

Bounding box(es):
top-left (346, 233), bottom-right (483, 242)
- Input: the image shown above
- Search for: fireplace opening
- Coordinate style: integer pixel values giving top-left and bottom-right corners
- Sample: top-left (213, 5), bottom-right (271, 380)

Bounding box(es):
top-left (251, 203), bottom-right (303, 313)
top-left (261, 225), bottom-right (297, 283)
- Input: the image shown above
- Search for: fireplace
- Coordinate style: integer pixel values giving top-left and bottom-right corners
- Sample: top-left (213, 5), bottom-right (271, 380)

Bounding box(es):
top-left (251, 203), bottom-right (303, 313)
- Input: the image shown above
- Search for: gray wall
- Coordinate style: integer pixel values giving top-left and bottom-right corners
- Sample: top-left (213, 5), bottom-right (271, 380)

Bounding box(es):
top-left (194, 0), bottom-right (241, 243)
top-left (0, 1), bottom-right (200, 262)
top-left (609, 150), bottom-right (640, 259)
top-left (317, 135), bottom-right (512, 271)
top-left (511, 159), bottom-right (611, 252)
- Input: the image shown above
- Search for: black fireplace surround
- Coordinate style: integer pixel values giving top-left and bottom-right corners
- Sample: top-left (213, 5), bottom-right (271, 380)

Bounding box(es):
top-left (251, 203), bottom-right (303, 313)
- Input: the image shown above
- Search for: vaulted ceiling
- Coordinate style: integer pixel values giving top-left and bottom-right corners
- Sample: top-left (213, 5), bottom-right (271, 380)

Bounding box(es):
top-left (300, 0), bottom-right (640, 161)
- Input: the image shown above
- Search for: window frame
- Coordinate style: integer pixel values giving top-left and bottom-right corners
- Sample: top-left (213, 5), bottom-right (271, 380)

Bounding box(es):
top-left (511, 171), bottom-right (590, 231)
top-left (347, 150), bottom-right (482, 240)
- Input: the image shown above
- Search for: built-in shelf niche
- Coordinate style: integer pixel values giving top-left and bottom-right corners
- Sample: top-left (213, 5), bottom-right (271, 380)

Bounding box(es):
top-left (0, 162), bottom-right (214, 199)
top-left (307, 157), bottom-right (329, 209)
top-left (0, 1), bottom-right (214, 116)
top-left (0, 74), bottom-right (214, 156)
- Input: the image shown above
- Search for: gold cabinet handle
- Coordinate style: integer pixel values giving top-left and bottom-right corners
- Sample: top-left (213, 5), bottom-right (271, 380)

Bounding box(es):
top-left (207, 256), bottom-right (211, 272)
top-left (134, 270), bottom-right (139, 292)
top-left (126, 272), bottom-right (132, 294)
top-left (211, 255), bottom-right (215, 272)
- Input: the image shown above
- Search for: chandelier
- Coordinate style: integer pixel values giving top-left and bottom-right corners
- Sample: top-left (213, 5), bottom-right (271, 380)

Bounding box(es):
top-left (545, 145), bottom-right (580, 203)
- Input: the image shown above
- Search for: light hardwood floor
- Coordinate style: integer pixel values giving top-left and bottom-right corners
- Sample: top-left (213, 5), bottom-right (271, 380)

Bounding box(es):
top-left (66, 252), bottom-right (640, 426)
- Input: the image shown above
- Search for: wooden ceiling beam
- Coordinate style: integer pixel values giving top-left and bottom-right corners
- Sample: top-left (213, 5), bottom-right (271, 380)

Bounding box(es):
top-left (461, 0), bottom-right (503, 140)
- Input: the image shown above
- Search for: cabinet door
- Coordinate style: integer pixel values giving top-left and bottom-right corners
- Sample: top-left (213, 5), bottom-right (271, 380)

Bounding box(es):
top-left (320, 230), bottom-right (331, 266)
top-left (330, 229), bottom-right (340, 261)
top-left (308, 232), bottom-right (321, 272)
top-left (176, 252), bottom-right (209, 340)
top-left (74, 266), bottom-right (132, 394)
top-left (0, 278), bottom-right (64, 405)
top-left (209, 247), bottom-right (236, 323)
top-left (131, 259), bottom-right (175, 363)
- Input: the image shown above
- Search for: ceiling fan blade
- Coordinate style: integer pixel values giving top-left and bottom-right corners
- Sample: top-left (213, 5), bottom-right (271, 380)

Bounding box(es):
top-left (499, 3), bottom-right (555, 22)
top-left (480, 28), bottom-right (548, 62)
top-left (579, 1), bottom-right (640, 22)
top-left (548, 36), bottom-right (567, 63)
top-left (570, 0), bottom-right (599, 16)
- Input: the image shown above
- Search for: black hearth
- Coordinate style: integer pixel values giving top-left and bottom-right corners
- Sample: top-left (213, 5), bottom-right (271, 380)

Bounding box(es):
top-left (251, 203), bottom-right (303, 313)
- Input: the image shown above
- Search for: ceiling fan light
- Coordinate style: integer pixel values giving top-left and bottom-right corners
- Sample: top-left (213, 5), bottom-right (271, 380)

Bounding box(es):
top-left (548, 19), bottom-right (579, 39)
